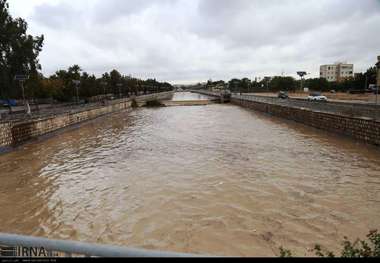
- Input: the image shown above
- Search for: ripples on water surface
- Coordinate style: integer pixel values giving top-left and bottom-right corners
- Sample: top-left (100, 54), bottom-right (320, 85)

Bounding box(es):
top-left (0, 92), bottom-right (380, 256)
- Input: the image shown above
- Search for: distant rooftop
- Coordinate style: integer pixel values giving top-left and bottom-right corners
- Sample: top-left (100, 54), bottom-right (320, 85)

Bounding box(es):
top-left (321, 62), bottom-right (353, 66)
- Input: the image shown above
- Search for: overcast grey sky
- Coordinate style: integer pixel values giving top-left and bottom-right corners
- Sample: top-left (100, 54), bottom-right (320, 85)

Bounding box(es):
top-left (8, 0), bottom-right (380, 84)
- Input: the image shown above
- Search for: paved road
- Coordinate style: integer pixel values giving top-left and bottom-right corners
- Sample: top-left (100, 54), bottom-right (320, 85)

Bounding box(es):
top-left (233, 93), bottom-right (380, 121)
top-left (0, 102), bottom-right (103, 122)
top-left (247, 93), bottom-right (379, 105)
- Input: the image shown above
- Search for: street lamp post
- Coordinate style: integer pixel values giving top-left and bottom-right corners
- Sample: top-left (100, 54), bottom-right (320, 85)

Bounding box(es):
top-left (376, 56), bottom-right (380, 105)
top-left (117, 83), bottom-right (123, 98)
top-left (100, 81), bottom-right (107, 97)
top-left (260, 77), bottom-right (270, 93)
top-left (21, 80), bottom-right (25, 104)
top-left (297, 72), bottom-right (307, 92)
top-left (14, 74), bottom-right (30, 115)
top-left (72, 80), bottom-right (80, 104)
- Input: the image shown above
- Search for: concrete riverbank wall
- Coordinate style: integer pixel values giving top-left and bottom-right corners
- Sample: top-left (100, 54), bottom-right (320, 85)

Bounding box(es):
top-left (0, 92), bottom-right (173, 149)
top-left (231, 96), bottom-right (380, 146)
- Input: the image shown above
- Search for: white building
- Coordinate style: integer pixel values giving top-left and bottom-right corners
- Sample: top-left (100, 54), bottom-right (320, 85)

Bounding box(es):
top-left (320, 62), bottom-right (354, 82)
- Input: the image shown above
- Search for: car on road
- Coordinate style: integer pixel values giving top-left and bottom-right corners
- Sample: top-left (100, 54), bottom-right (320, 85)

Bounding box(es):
top-left (368, 84), bottom-right (379, 94)
top-left (0, 99), bottom-right (16, 108)
top-left (278, 91), bottom-right (289, 99)
top-left (307, 92), bottom-right (327, 102)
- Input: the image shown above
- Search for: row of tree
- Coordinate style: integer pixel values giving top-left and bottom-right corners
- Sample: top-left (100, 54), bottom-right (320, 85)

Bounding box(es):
top-left (34, 65), bottom-right (173, 102)
top-left (203, 67), bottom-right (378, 94)
top-left (4, 65), bottom-right (174, 103)
top-left (0, 0), bottom-right (44, 99)
top-left (0, 0), bottom-right (173, 103)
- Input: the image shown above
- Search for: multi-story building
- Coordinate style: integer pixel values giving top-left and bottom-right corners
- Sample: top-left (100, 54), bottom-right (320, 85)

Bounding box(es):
top-left (320, 62), bottom-right (354, 82)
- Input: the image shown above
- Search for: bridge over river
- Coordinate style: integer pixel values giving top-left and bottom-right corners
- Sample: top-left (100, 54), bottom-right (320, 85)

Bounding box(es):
top-left (0, 92), bottom-right (379, 257)
top-left (161, 93), bottom-right (220, 107)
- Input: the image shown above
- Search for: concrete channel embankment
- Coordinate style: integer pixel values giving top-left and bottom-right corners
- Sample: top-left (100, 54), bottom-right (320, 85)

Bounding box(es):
top-left (0, 92), bottom-right (173, 149)
top-left (192, 90), bottom-right (380, 146)
top-left (231, 94), bottom-right (380, 146)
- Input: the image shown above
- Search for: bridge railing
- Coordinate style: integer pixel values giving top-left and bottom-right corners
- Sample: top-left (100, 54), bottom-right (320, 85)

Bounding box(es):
top-left (0, 233), bottom-right (204, 258)
top-left (190, 90), bottom-right (221, 98)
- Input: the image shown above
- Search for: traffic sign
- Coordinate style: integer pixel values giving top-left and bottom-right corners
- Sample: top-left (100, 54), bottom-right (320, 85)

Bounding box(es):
top-left (14, 75), bottom-right (29, 81)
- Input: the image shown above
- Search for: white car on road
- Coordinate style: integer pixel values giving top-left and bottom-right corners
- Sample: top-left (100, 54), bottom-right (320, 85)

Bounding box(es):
top-left (307, 92), bottom-right (328, 102)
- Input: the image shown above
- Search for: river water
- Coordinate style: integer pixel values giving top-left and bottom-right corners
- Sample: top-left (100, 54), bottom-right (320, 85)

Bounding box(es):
top-left (0, 92), bottom-right (379, 257)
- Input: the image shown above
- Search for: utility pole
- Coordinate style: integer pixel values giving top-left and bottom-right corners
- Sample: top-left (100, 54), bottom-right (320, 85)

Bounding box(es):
top-left (72, 80), bottom-right (80, 104)
top-left (117, 83), bottom-right (123, 98)
top-left (376, 56), bottom-right (380, 105)
top-left (20, 80), bottom-right (31, 115)
top-left (262, 77), bottom-right (270, 93)
top-left (101, 81), bottom-right (107, 97)
top-left (14, 74), bottom-right (30, 115)
top-left (21, 80), bottom-right (25, 104)
top-left (297, 72), bottom-right (307, 92)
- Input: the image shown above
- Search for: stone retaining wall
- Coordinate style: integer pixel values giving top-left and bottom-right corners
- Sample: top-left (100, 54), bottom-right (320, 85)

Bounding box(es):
top-left (231, 97), bottom-right (380, 146)
top-left (0, 92), bottom-right (173, 149)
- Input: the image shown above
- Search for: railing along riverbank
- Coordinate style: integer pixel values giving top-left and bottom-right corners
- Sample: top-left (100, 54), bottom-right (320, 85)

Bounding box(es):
top-left (0, 92), bottom-right (174, 123)
top-left (233, 94), bottom-right (380, 121)
top-left (0, 92), bottom-right (174, 149)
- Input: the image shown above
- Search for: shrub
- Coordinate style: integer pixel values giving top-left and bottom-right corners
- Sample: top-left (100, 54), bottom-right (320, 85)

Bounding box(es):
top-left (280, 230), bottom-right (380, 258)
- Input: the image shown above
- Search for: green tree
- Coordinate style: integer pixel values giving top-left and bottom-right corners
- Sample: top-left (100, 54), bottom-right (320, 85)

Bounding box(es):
top-left (80, 72), bottom-right (98, 99)
top-left (39, 77), bottom-right (65, 100)
top-left (280, 230), bottom-right (380, 258)
top-left (48, 65), bottom-right (82, 101)
top-left (228, 79), bottom-right (242, 93)
top-left (305, 78), bottom-right (329, 92)
top-left (270, 76), bottom-right (296, 92)
top-left (0, 0), bottom-right (44, 98)
top-left (109, 69), bottom-right (122, 96)
top-left (365, 67), bottom-right (377, 87)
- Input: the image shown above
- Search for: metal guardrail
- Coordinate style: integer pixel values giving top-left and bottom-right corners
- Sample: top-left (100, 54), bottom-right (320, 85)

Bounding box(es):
top-left (0, 233), bottom-right (204, 258)
top-left (0, 102), bottom-right (105, 123)
top-left (192, 90), bottom-right (380, 120)
top-left (0, 92), bottom-right (174, 124)
top-left (232, 94), bottom-right (380, 121)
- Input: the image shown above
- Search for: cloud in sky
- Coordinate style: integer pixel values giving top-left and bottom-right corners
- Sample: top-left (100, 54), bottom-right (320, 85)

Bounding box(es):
top-left (8, 0), bottom-right (380, 84)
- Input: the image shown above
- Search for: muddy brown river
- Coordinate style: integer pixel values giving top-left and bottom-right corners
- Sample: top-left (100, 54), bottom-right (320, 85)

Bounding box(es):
top-left (0, 92), bottom-right (379, 257)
